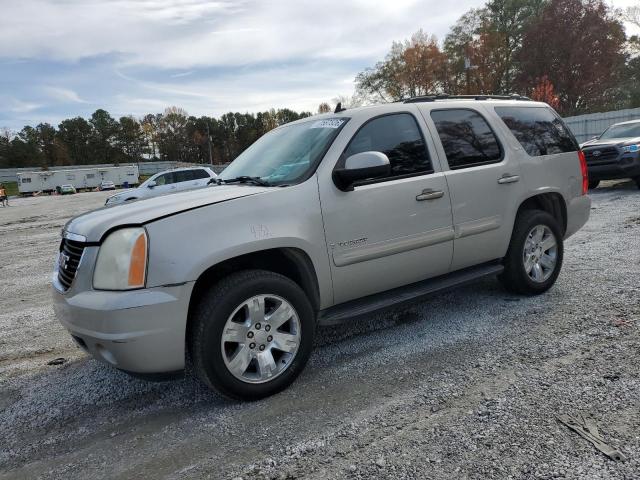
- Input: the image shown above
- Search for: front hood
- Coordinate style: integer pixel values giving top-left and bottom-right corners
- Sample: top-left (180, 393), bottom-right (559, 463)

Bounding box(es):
top-left (64, 185), bottom-right (270, 242)
top-left (581, 137), bottom-right (640, 148)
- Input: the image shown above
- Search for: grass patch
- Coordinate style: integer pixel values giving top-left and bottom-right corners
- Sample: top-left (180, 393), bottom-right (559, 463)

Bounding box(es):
top-left (2, 182), bottom-right (18, 196)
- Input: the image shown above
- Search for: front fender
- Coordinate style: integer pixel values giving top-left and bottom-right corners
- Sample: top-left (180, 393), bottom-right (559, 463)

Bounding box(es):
top-left (144, 178), bottom-right (334, 308)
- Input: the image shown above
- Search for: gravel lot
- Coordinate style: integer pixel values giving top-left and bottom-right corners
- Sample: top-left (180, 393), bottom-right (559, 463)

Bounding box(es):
top-left (0, 183), bottom-right (639, 480)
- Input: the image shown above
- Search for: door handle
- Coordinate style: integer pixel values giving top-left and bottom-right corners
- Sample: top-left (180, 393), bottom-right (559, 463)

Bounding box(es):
top-left (416, 189), bottom-right (444, 201)
top-left (497, 174), bottom-right (520, 184)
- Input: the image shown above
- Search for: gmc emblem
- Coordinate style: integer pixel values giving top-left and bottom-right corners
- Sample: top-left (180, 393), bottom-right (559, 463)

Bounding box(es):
top-left (59, 252), bottom-right (70, 270)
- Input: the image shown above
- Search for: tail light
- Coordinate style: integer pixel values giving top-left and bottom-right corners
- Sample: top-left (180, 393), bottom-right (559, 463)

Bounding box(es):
top-left (578, 150), bottom-right (588, 195)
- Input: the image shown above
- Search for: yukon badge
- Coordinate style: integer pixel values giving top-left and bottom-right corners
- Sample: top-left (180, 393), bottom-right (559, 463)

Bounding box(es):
top-left (336, 237), bottom-right (368, 249)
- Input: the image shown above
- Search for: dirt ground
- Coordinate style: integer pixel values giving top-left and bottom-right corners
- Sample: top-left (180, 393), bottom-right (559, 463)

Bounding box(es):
top-left (0, 183), bottom-right (639, 480)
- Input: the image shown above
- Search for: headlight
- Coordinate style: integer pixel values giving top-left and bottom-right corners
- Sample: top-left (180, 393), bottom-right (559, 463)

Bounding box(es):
top-left (93, 227), bottom-right (148, 290)
top-left (622, 144), bottom-right (639, 153)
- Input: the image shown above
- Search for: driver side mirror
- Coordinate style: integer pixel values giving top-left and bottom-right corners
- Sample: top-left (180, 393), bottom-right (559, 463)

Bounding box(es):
top-left (333, 151), bottom-right (391, 191)
top-left (147, 181), bottom-right (156, 189)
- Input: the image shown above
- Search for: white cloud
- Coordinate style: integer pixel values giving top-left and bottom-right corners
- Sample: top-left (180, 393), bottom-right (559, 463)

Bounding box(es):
top-left (0, 0), bottom-right (476, 69)
top-left (6, 98), bottom-right (43, 113)
top-left (44, 86), bottom-right (88, 103)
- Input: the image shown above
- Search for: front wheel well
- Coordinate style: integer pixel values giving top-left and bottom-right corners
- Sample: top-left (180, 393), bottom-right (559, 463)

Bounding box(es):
top-left (516, 193), bottom-right (567, 236)
top-left (187, 248), bottom-right (320, 333)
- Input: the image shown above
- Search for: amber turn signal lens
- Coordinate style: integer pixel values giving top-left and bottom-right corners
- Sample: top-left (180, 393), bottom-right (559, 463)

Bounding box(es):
top-left (128, 232), bottom-right (147, 287)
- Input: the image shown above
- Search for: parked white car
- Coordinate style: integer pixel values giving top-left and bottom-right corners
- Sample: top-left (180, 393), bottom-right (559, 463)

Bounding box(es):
top-left (105, 167), bottom-right (217, 206)
top-left (99, 180), bottom-right (116, 191)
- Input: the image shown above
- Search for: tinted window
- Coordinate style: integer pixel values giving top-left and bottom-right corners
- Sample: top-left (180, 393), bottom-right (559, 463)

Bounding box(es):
top-left (495, 107), bottom-right (578, 156)
top-left (174, 170), bottom-right (194, 182)
top-left (430, 109), bottom-right (501, 169)
top-left (342, 113), bottom-right (432, 180)
top-left (192, 169), bottom-right (210, 179)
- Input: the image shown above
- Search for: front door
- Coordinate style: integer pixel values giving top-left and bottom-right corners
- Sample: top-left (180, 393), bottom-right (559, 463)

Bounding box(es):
top-left (151, 172), bottom-right (178, 196)
top-left (318, 110), bottom-right (454, 305)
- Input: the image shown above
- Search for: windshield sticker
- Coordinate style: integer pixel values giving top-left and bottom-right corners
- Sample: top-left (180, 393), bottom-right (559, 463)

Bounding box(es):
top-left (310, 119), bottom-right (345, 129)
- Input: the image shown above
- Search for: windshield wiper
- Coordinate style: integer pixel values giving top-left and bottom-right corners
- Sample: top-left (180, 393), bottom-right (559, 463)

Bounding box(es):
top-left (214, 176), bottom-right (271, 187)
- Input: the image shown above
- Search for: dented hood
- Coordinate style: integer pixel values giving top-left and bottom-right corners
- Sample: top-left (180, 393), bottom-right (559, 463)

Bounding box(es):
top-left (63, 184), bottom-right (270, 242)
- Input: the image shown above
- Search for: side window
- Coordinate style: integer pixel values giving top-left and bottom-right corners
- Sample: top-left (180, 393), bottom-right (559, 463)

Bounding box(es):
top-left (174, 170), bottom-right (193, 183)
top-left (495, 107), bottom-right (578, 156)
top-left (342, 113), bottom-right (433, 180)
top-left (430, 109), bottom-right (502, 169)
top-left (192, 169), bottom-right (211, 180)
top-left (155, 172), bottom-right (174, 185)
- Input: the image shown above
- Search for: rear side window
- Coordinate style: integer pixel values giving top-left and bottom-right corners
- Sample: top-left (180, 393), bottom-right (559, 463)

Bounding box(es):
top-left (430, 109), bottom-right (502, 169)
top-left (342, 113), bottom-right (433, 179)
top-left (191, 169), bottom-right (210, 179)
top-left (495, 107), bottom-right (578, 156)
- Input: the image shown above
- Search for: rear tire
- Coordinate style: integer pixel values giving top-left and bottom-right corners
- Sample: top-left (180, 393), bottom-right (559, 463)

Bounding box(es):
top-left (189, 270), bottom-right (315, 400)
top-left (499, 210), bottom-right (563, 295)
top-left (634, 176), bottom-right (640, 189)
top-left (588, 179), bottom-right (600, 190)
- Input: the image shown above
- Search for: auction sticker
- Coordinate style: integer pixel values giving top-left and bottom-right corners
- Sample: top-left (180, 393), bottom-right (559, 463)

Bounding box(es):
top-left (310, 119), bottom-right (345, 129)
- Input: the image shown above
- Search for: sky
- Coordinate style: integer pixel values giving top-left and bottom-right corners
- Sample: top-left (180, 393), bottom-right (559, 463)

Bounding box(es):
top-left (0, 0), bottom-right (638, 131)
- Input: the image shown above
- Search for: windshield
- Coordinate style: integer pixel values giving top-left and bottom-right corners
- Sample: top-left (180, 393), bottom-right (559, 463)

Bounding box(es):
top-left (219, 118), bottom-right (348, 185)
top-left (599, 122), bottom-right (640, 140)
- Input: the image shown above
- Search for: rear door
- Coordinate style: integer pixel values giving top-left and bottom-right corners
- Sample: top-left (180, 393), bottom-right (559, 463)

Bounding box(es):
top-left (421, 105), bottom-right (525, 271)
top-left (190, 168), bottom-right (214, 188)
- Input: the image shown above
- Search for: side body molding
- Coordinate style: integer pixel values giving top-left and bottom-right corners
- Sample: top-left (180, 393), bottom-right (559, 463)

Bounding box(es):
top-left (332, 227), bottom-right (455, 267)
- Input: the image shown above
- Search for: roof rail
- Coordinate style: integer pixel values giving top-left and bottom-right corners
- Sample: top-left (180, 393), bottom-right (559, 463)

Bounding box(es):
top-left (403, 94), bottom-right (531, 104)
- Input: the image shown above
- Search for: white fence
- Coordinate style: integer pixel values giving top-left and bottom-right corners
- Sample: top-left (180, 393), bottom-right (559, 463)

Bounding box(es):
top-left (564, 107), bottom-right (640, 144)
top-left (0, 161), bottom-right (229, 184)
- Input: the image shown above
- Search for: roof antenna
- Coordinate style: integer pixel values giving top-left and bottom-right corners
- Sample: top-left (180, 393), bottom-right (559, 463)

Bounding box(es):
top-left (334, 102), bottom-right (346, 113)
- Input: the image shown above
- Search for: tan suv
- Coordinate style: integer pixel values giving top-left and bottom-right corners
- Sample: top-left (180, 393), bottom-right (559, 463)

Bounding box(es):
top-left (53, 95), bottom-right (591, 400)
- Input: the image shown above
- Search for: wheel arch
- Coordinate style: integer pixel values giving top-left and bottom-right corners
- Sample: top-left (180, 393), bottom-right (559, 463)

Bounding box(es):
top-left (515, 192), bottom-right (567, 236)
top-left (186, 247), bottom-right (321, 334)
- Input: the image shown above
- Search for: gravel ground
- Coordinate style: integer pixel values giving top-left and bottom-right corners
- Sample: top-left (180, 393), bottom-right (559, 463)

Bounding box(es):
top-left (0, 182), bottom-right (639, 480)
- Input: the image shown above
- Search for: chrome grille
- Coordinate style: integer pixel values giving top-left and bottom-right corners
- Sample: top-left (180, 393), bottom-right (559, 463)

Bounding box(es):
top-left (57, 239), bottom-right (85, 291)
top-left (583, 146), bottom-right (619, 165)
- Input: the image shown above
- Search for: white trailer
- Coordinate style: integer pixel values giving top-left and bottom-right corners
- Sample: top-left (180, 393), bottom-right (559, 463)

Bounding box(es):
top-left (17, 165), bottom-right (139, 195)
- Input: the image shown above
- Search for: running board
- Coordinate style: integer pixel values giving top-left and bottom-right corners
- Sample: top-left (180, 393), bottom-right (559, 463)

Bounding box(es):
top-left (318, 261), bottom-right (504, 326)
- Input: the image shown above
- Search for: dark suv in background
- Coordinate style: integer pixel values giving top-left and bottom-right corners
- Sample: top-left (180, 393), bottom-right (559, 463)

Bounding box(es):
top-left (580, 119), bottom-right (640, 189)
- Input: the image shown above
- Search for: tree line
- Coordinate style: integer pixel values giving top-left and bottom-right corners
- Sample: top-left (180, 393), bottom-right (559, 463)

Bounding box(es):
top-left (353, 0), bottom-right (640, 116)
top-left (0, 107), bottom-right (312, 169)
top-left (2, 0), bottom-right (639, 170)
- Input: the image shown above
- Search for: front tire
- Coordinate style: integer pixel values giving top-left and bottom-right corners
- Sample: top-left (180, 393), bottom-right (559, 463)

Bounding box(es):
top-left (499, 210), bottom-right (563, 295)
top-left (189, 270), bottom-right (315, 400)
top-left (634, 176), bottom-right (640, 189)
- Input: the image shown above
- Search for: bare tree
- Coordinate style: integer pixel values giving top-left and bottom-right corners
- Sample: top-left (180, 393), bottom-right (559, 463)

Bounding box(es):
top-left (317, 102), bottom-right (331, 114)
